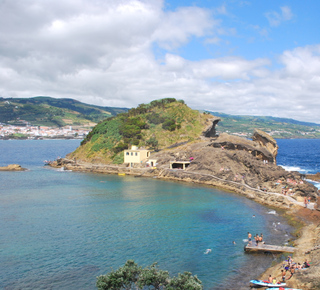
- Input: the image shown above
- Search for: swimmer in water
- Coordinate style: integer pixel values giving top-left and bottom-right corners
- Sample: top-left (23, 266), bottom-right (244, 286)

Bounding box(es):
top-left (204, 249), bottom-right (212, 254)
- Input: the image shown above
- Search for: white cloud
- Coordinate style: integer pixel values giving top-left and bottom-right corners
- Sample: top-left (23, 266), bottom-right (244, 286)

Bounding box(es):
top-left (265, 6), bottom-right (293, 27)
top-left (152, 6), bottom-right (217, 49)
top-left (0, 1), bottom-right (320, 124)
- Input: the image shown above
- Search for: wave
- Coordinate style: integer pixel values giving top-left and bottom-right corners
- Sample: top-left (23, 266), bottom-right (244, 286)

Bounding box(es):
top-left (306, 179), bottom-right (320, 189)
top-left (267, 210), bottom-right (277, 215)
top-left (279, 165), bottom-right (305, 172)
top-left (279, 164), bottom-right (319, 175)
top-left (56, 166), bottom-right (72, 172)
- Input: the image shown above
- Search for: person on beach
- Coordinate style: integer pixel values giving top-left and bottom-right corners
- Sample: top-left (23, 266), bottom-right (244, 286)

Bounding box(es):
top-left (308, 195), bottom-right (311, 204)
top-left (287, 266), bottom-right (295, 280)
top-left (255, 234), bottom-right (260, 246)
top-left (281, 269), bottom-right (286, 282)
top-left (248, 232), bottom-right (252, 245)
top-left (303, 259), bottom-right (310, 268)
top-left (268, 275), bottom-right (273, 283)
top-left (287, 255), bottom-right (293, 267)
top-left (304, 197), bottom-right (308, 208)
top-left (284, 262), bottom-right (290, 271)
top-left (259, 233), bottom-right (264, 244)
top-left (297, 263), bottom-right (302, 269)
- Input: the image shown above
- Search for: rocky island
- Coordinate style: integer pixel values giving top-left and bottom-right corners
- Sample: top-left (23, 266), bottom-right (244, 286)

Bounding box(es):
top-left (49, 98), bottom-right (320, 289)
top-left (0, 164), bottom-right (27, 171)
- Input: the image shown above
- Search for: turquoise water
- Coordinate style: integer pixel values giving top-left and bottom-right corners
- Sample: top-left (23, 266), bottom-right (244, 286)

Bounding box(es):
top-left (0, 140), bottom-right (294, 289)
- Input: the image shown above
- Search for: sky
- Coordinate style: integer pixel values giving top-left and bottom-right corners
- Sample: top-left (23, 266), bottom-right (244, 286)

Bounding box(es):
top-left (1, 0), bottom-right (320, 123)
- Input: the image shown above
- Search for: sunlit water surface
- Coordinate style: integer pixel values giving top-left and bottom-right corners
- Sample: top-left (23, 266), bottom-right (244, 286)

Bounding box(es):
top-left (1, 139), bottom-right (310, 289)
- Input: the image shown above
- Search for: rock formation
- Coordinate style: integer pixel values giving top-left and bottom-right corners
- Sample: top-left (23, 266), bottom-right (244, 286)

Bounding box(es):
top-left (202, 117), bottom-right (221, 137)
top-left (0, 164), bottom-right (27, 171)
top-left (252, 129), bottom-right (278, 163)
top-left (148, 136), bottom-right (318, 204)
top-left (209, 131), bottom-right (277, 164)
top-left (306, 172), bottom-right (320, 182)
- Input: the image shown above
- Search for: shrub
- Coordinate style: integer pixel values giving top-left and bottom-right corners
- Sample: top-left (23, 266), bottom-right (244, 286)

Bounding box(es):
top-left (146, 137), bottom-right (159, 150)
top-left (146, 113), bottom-right (165, 125)
top-left (162, 119), bottom-right (176, 131)
top-left (96, 260), bottom-right (203, 290)
top-left (113, 142), bottom-right (128, 154)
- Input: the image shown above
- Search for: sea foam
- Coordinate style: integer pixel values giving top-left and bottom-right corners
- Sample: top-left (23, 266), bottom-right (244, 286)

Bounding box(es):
top-left (279, 165), bottom-right (304, 172)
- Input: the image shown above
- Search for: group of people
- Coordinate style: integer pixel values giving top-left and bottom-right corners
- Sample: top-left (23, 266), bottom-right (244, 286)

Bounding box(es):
top-left (247, 232), bottom-right (264, 246)
top-left (267, 256), bottom-right (311, 284)
top-left (283, 255), bottom-right (310, 274)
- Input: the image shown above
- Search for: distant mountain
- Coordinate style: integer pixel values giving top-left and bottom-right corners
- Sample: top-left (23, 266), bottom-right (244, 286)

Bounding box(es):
top-left (0, 96), bottom-right (128, 128)
top-left (1, 96), bottom-right (319, 139)
top-left (208, 111), bottom-right (320, 139)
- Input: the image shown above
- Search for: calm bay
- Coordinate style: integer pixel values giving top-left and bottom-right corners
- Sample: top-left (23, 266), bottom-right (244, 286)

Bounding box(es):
top-left (2, 139), bottom-right (317, 289)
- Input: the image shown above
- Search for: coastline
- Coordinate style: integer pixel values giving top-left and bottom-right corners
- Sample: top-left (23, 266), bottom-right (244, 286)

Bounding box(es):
top-left (49, 160), bottom-right (320, 289)
top-left (258, 207), bottom-right (320, 289)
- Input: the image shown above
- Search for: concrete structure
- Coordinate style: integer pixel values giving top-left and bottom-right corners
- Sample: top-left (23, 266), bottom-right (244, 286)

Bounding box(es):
top-left (146, 159), bottom-right (157, 168)
top-left (244, 244), bottom-right (295, 254)
top-left (124, 146), bottom-right (151, 167)
top-left (170, 161), bottom-right (190, 170)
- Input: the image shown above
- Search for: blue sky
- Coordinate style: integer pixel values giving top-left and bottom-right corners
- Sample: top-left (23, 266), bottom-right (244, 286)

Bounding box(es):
top-left (163, 1), bottom-right (320, 61)
top-left (1, 0), bottom-right (320, 123)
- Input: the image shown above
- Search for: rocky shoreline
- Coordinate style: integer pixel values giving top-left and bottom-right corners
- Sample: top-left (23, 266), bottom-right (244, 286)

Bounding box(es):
top-left (49, 132), bottom-right (320, 289)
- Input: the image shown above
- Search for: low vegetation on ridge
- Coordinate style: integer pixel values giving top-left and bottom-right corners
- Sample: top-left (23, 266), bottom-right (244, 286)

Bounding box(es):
top-left (0, 96), bottom-right (127, 127)
top-left (68, 98), bottom-right (213, 164)
top-left (210, 112), bottom-right (320, 139)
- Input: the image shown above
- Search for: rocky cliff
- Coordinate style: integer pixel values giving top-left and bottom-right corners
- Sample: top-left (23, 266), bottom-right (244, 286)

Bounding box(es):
top-left (147, 132), bottom-right (318, 207)
top-left (52, 129), bottom-right (319, 209)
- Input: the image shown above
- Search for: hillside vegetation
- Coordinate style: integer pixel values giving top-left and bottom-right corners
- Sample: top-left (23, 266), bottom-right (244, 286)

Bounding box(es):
top-left (68, 98), bottom-right (214, 164)
top-left (210, 112), bottom-right (320, 139)
top-left (0, 96), bottom-right (127, 127)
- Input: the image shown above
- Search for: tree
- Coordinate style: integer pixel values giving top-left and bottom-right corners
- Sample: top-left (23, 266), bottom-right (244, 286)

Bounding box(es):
top-left (96, 260), bottom-right (141, 290)
top-left (96, 261), bottom-right (203, 290)
top-left (146, 137), bottom-right (159, 150)
top-left (167, 272), bottom-right (203, 290)
top-left (137, 263), bottom-right (169, 289)
top-left (162, 119), bottom-right (176, 131)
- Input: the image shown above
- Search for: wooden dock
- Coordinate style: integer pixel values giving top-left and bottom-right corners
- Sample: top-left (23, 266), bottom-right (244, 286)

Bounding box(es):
top-left (244, 243), bottom-right (295, 254)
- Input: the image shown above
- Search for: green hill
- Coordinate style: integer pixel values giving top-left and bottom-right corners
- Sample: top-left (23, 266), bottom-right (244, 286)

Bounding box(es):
top-left (0, 96), bottom-right (128, 127)
top-left (68, 98), bottom-right (215, 164)
top-left (2, 96), bottom-right (319, 139)
top-left (208, 112), bottom-right (320, 139)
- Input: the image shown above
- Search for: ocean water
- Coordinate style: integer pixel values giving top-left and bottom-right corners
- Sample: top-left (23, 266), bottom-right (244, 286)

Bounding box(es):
top-left (277, 138), bottom-right (320, 188)
top-left (1, 139), bottom-right (317, 290)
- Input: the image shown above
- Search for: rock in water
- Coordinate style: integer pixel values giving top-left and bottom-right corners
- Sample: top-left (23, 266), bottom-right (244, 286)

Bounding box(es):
top-left (0, 164), bottom-right (27, 171)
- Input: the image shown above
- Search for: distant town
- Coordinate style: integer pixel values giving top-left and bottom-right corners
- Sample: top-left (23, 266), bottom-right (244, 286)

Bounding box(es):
top-left (0, 123), bottom-right (90, 140)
